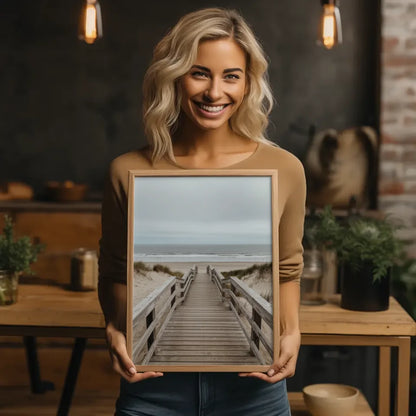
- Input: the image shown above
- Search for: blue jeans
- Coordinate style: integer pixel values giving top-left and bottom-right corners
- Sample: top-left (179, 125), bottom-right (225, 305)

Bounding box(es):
top-left (115, 373), bottom-right (291, 416)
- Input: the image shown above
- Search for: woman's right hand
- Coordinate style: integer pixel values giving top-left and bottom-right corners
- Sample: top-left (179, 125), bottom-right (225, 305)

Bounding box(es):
top-left (105, 322), bottom-right (164, 383)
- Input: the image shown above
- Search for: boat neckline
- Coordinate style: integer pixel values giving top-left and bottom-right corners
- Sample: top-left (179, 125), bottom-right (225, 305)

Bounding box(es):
top-left (166, 142), bottom-right (264, 170)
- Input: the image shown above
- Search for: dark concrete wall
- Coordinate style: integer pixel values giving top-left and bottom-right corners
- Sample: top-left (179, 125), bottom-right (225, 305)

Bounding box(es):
top-left (0, 0), bottom-right (379, 196)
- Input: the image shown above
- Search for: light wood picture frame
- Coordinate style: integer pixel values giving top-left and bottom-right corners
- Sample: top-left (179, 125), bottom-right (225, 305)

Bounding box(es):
top-left (127, 169), bottom-right (279, 372)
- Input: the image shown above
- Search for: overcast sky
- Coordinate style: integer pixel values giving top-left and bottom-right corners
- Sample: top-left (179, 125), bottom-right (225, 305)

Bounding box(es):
top-left (134, 176), bottom-right (272, 245)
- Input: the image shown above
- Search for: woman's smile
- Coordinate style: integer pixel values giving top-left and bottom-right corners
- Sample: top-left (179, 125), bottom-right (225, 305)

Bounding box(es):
top-left (193, 101), bottom-right (231, 116)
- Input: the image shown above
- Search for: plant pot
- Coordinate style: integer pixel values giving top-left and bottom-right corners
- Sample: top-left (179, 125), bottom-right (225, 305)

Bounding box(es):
top-left (340, 262), bottom-right (390, 311)
top-left (0, 270), bottom-right (19, 306)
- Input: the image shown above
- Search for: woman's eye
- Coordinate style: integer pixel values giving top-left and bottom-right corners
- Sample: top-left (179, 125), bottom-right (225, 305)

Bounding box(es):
top-left (225, 73), bottom-right (240, 80)
top-left (191, 71), bottom-right (208, 78)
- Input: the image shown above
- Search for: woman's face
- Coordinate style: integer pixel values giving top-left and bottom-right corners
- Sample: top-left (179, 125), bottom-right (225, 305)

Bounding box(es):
top-left (179, 38), bottom-right (248, 133)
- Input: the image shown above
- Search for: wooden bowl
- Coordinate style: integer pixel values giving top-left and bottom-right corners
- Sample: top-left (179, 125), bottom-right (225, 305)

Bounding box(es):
top-left (303, 384), bottom-right (359, 416)
top-left (46, 181), bottom-right (88, 202)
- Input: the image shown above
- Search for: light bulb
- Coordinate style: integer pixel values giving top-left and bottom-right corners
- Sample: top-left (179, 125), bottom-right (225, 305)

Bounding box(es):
top-left (79, 0), bottom-right (103, 44)
top-left (85, 4), bottom-right (97, 43)
top-left (318, 0), bottom-right (342, 50)
top-left (322, 5), bottom-right (336, 49)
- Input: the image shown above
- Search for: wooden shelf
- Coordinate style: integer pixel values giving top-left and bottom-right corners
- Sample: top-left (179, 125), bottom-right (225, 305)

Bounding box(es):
top-left (288, 391), bottom-right (375, 416)
top-left (0, 200), bottom-right (101, 212)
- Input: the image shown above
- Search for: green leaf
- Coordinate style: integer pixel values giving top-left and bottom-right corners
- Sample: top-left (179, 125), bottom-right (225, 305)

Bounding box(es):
top-left (304, 206), bottom-right (405, 283)
top-left (0, 215), bottom-right (44, 274)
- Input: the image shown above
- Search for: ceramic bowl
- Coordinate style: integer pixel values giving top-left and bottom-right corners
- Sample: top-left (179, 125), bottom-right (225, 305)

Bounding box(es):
top-left (46, 181), bottom-right (88, 202)
top-left (303, 383), bottom-right (359, 416)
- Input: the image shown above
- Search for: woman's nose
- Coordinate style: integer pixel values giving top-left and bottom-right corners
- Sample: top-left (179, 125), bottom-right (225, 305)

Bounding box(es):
top-left (203, 78), bottom-right (222, 102)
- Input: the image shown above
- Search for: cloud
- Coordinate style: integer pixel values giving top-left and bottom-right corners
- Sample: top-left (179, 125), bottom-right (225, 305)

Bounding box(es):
top-left (133, 176), bottom-right (273, 245)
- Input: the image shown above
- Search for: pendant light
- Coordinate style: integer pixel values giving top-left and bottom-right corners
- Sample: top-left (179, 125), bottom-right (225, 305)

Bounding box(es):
top-left (79, 0), bottom-right (103, 44)
top-left (318, 0), bottom-right (342, 49)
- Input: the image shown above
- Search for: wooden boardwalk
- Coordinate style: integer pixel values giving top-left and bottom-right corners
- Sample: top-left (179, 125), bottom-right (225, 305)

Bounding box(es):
top-left (149, 270), bottom-right (260, 365)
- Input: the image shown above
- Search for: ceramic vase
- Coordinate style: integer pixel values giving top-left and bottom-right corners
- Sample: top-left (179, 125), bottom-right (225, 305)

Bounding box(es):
top-left (340, 262), bottom-right (390, 311)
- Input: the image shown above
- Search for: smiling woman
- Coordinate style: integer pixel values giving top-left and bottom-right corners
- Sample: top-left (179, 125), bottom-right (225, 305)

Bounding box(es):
top-left (99, 7), bottom-right (306, 416)
top-left (142, 8), bottom-right (275, 166)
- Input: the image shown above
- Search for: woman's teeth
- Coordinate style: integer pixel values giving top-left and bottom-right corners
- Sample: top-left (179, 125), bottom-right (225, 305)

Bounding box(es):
top-left (198, 103), bottom-right (227, 113)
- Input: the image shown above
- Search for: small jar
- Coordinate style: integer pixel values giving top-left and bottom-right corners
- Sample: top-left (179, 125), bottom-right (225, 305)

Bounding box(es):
top-left (70, 249), bottom-right (98, 291)
top-left (0, 270), bottom-right (19, 305)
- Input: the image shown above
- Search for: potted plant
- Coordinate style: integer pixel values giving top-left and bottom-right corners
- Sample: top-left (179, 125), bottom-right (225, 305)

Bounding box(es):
top-left (310, 206), bottom-right (404, 311)
top-left (0, 215), bottom-right (44, 305)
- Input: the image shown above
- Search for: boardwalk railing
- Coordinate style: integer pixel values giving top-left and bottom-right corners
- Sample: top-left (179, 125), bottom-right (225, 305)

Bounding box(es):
top-left (208, 266), bottom-right (273, 364)
top-left (132, 267), bottom-right (196, 363)
top-left (208, 265), bottom-right (230, 305)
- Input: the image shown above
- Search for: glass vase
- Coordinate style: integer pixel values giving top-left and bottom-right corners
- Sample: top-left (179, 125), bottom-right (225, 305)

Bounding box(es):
top-left (301, 249), bottom-right (326, 305)
top-left (0, 270), bottom-right (19, 306)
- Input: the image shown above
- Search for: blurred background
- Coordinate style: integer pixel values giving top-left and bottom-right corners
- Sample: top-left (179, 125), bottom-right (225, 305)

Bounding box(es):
top-left (1, 0), bottom-right (416, 415)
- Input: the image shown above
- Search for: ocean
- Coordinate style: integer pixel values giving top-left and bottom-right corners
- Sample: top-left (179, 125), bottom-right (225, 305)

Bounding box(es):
top-left (134, 243), bottom-right (272, 263)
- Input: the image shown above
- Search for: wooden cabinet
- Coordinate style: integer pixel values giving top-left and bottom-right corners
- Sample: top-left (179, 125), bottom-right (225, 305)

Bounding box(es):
top-left (0, 202), bottom-right (101, 284)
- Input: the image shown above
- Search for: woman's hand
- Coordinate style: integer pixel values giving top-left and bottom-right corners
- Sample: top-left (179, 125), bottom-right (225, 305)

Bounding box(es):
top-left (238, 330), bottom-right (301, 383)
top-left (106, 322), bottom-right (164, 383)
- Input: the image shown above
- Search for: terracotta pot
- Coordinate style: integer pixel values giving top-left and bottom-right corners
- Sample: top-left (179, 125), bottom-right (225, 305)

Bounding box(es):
top-left (340, 262), bottom-right (390, 311)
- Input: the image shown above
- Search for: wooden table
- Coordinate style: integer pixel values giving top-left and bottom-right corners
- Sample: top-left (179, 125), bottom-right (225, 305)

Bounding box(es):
top-left (0, 286), bottom-right (415, 416)
top-left (300, 295), bottom-right (416, 416)
top-left (0, 284), bottom-right (105, 416)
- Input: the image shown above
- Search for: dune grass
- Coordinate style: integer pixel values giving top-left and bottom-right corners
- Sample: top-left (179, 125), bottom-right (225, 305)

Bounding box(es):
top-left (222, 263), bottom-right (272, 279)
top-left (134, 261), bottom-right (184, 278)
top-left (134, 261), bottom-right (151, 275)
top-left (152, 264), bottom-right (184, 278)
top-left (134, 262), bottom-right (183, 278)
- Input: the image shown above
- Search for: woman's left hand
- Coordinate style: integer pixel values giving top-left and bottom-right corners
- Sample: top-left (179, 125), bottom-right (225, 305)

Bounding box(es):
top-left (238, 330), bottom-right (301, 383)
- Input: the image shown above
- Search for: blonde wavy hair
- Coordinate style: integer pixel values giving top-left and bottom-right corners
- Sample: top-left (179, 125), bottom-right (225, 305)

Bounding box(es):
top-left (143, 8), bottom-right (275, 163)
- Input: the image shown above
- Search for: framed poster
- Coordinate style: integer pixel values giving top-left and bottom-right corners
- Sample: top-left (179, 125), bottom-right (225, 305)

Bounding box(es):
top-left (127, 170), bottom-right (279, 372)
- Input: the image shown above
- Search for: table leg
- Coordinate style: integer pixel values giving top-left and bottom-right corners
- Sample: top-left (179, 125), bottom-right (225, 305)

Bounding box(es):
top-left (57, 337), bottom-right (87, 416)
top-left (23, 336), bottom-right (55, 394)
top-left (396, 337), bottom-right (410, 416)
top-left (378, 346), bottom-right (391, 416)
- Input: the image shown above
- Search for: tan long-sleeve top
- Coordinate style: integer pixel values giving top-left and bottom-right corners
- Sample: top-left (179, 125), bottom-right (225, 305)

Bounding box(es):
top-left (99, 142), bottom-right (306, 284)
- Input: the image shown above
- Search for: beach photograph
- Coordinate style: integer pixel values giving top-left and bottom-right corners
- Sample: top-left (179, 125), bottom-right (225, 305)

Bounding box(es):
top-left (129, 174), bottom-right (277, 369)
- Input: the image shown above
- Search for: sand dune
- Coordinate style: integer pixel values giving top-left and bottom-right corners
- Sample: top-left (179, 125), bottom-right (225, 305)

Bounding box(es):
top-left (132, 262), bottom-right (273, 305)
